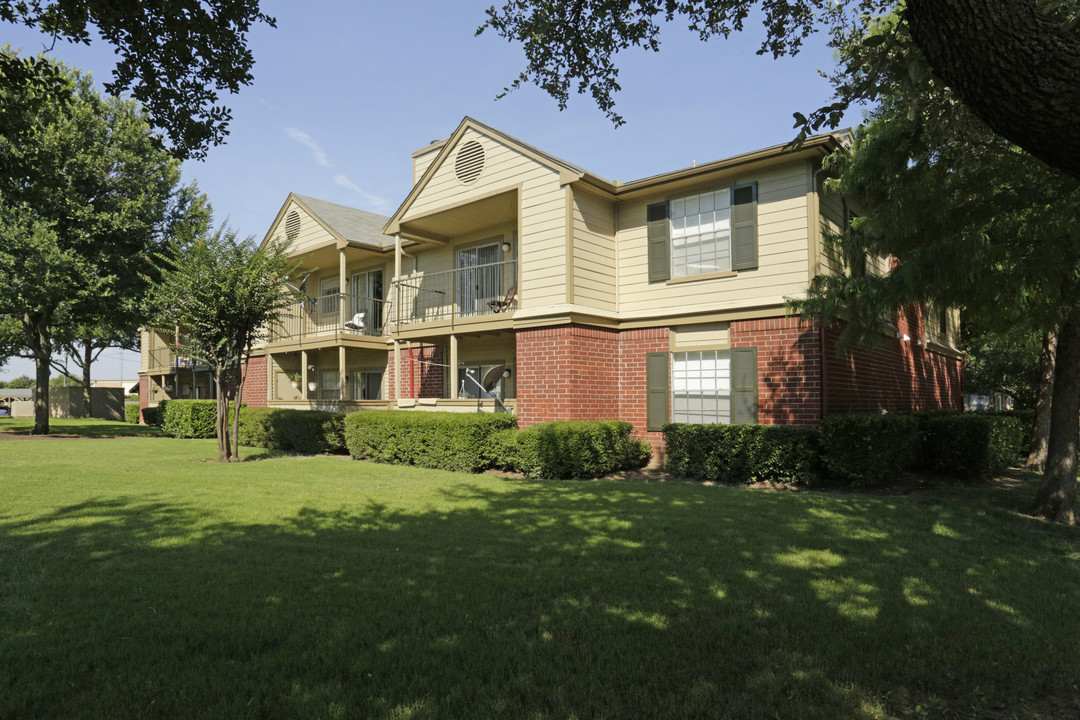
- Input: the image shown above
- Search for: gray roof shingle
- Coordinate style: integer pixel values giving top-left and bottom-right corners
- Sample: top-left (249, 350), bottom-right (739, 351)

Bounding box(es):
top-left (294, 194), bottom-right (393, 249)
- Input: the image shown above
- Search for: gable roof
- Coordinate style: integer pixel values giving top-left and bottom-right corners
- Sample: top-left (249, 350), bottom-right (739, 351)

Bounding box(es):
top-left (263, 193), bottom-right (393, 250)
top-left (293, 194), bottom-right (393, 249)
top-left (382, 116), bottom-right (615, 236)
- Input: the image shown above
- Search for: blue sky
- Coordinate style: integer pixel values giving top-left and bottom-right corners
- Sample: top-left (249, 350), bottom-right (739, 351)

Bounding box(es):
top-left (1, 1), bottom-right (860, 382)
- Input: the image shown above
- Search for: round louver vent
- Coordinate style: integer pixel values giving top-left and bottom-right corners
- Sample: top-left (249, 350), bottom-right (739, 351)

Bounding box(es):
top-left (285, 210), bottom-right (301, 238)
top-left (455, 140), bottom-right (485, 185)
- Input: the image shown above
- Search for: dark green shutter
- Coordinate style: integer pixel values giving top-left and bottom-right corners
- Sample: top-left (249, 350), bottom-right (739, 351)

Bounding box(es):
top-left (647, 202), bottom-right (670, 283)
top-left (646, 352), bottom-right (669, 431)
top-left (731, 347), bottom-right (758, 424)
top-left (731, 182), bottom-right (758, 271)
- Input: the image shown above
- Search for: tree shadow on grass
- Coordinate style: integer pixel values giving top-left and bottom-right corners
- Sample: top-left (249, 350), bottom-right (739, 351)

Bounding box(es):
top-left (0, 418), bottom-right (162, 438)
top-left (1, 480), bottom-right (1078, 720)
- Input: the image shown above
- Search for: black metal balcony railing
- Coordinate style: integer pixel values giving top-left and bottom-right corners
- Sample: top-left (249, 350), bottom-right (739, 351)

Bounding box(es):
top-left (269, 292), bottom-right (385, 343)
top-left (390, 259), bottom-right (517, 327)
top-left (148, 347), bottom-right (198, 369)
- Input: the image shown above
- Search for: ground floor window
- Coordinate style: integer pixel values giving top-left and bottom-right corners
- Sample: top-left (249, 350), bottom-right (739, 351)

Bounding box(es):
top-left (458, 364), bottom-right (511, 399)
top-left (319, 370), bottom-right (340, 401)
top-left (672, 350), bottom-right (731, 424)
top-left (350, 370), bottom-right (383, 400)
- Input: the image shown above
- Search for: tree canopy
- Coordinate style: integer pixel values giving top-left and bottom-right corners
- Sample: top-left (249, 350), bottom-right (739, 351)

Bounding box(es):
top-left (147, 227), bottom-right (302, 461)
top-left (479, 0), bottom-right (1080, 177)
top-left (0, 51), bottom-right (184, 433)
top-left (0, 0), bottom-right (275, 160)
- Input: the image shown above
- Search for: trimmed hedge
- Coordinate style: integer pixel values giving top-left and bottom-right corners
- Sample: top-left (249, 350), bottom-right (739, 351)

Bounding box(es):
top-left (344, 410), bottom-right (517, 473)
top-left (664, 424), bottom-right (820, 486)
top-left (161, 399), bottom-right (218, 438)
top-left (124, 403), bottom-right (140, 424)
top-left (819, 413), bottom-right (920, 486)
top-left (496, 420), bottom-right (651, 480)
top-left (142, 404), bottom-right (162, 427)
top-left (237, 407), bottom-right (346, 454)
top-left (917, 412), bottom-right (1027, 479)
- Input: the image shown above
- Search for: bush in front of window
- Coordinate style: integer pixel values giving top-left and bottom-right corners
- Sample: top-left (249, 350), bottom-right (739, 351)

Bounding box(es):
top-left (819, 414), bottom-right (920, 486)
top-left (344, 410), bottom-right (517, 473)
top-left (663, 424), bottom-right (820, 486)
top-left (237, 407), bottom-right (347, 455)
top-left (496, 420), bottom-right (651, 480)
top-left (161, 399), bottom-right (218, 438)
top-left (124, 402), bottom-right (140, 424)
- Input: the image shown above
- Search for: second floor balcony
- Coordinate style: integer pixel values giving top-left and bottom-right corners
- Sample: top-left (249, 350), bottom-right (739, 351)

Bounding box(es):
top-left (269, 292), bottom-right (386, 344)
top-left (390, 259), bottom-right (518, 329)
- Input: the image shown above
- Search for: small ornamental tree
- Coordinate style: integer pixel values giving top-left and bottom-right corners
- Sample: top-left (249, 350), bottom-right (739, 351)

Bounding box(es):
top-left (148, 226), bottom-right (301, 461)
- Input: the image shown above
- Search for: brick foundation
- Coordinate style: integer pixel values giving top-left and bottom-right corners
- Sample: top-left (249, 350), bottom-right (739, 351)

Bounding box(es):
top-left (516, 325), bottom-right (621, 426)
top-left (241, 355), bottom-right (268, 408)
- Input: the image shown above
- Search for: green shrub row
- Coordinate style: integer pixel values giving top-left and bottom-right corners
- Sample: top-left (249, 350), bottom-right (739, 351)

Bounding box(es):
top-left (237, 407), bottom-right (346, 454)
top-left (494, 420), bottom-right (651, 480)
top-left (664, 424), bottom-right (819, 486)
top-left (160, 399), bottom-right (218, 438)
top-left (344, 410), bottom-right (517, 473)
top-left (915, 412), bottom-right (1028, 479)
top-left (664, 410), bottom-right (1029, 486)
top-left (142, 405), bottom-right (162, 426)
top-left (124, 403), bottom-right (140, 424)
top-left (818, 414), bottom-right (921, 486)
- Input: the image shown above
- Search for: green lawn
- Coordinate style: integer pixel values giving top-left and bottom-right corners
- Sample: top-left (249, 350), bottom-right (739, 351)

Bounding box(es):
top-left (1, 420), bottom-right (1078, 719)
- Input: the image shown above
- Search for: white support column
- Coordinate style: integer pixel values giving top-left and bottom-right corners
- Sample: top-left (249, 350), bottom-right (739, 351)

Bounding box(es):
top-left (393, 341), bottom-right (401, 401)
top-left (449, 334), bottom-right (459, 400)
top-left (394, 233), bottom-right (402, 280)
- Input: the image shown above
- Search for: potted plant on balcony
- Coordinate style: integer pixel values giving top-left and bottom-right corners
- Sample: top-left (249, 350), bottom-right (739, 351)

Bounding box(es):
top-left (288, 372), bottom-right (301, 390)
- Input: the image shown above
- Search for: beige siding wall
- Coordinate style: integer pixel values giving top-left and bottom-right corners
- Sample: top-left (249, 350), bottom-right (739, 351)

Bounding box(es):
top-left (413, 147), bottom-right (442, 185)
top-left (818, 187), bottom-right (846, 277)
top-left (617, 162), bottom-right (812, 316)
top-left (571, 187), bottom-right (617, 312)
top-left (275, 201), bottom-right (337, 256)
top-left (403, 128), bottom-right (568, 309)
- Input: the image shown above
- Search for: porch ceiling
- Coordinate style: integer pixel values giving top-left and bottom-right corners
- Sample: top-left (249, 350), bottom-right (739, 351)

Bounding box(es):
top-left (291, 241), bottom-right (387, 273)
top-left (399, 189), bottom-right (517, 241)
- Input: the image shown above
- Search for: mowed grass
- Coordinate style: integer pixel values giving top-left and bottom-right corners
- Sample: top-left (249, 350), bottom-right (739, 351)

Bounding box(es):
top-left (1, 420), bottom-right (1078, 719)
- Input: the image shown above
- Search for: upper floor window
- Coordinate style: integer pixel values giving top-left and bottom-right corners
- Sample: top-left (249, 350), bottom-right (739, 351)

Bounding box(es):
top-left (670, 189), bottom-right (732, 278)
top-left (648, 182), bottom-right (758, 283)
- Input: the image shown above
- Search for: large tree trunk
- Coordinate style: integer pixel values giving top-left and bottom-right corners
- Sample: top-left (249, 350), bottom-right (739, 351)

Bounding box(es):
top-left (214, 372), bottom-right (229, 462)
top-left (230, 353), bottom-right (248, 462)
top-left (1030, 316), bottom-right (1079, 524)
top-left (905, 0), bottom-right (1080, 179)
top-left (80, 341), bottom-right (93, 419)
top-left (1026, 330), bottom-right (1056, 472)
top-left (33, 350), bottom-right (50, 435)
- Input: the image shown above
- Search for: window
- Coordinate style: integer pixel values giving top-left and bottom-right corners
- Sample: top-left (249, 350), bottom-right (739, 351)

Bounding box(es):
top-left (350, 370), bottom-right (383, 400)
top-left (458, 364), bottom-right (511, 399)
top-left (456, 241), bottom-right (501, 316)
top-left (670, 189), bottom-right (731, 278)
top-left (318, 371), bottom-right (340, 401)
top-left (647, 182), bottom-right (757, 283)
top-left (319, 277), bottom-right (340, 317)
top-left (350, 269), bottom-right (384, 334)
top-left (672, 350), bottom-right (731, 424)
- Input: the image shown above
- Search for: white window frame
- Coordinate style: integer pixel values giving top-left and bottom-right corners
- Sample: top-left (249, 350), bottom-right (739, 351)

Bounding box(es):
top-left (318, 370), bottom-right (340, 401)
top-left (671, 350), bottom-right (731, 424)
top-left (350, 369), bottom-right (384, 401)
top-left (319, 277), bottom-right (340, 317)
top-left (350, 269), bottom-right (384, 334)
top-left (670, 188), bottom-right (732, 278)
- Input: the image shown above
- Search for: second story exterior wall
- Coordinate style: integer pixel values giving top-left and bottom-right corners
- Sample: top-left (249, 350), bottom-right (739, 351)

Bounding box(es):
top-left (614, 159), bottom-right (814, 319)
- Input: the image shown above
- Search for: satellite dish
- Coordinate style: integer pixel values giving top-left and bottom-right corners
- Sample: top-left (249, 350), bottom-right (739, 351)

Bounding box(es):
top-left (482, 365), bottom-right (507, 392)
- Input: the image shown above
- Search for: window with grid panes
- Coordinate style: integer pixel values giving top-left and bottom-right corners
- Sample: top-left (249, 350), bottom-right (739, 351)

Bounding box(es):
top-left (671, 350), bottom-right (731, 424)
top-left (670, 189), bottom-right (731, 278)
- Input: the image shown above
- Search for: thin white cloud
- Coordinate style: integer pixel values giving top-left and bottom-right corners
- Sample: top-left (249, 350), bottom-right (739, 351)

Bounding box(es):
top-left (334, 173), bottom-right (388, 211)
top-left (285, 127), bottom-right (330, 168)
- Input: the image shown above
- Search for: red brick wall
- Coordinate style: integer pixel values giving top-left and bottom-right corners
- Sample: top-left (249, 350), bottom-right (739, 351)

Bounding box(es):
top-left (730, 316), bottom-right (823, 425)
top-left (824, 318), bottom-right (964, 414)
top-left (138, 375), bottom-right (149, 422)
top-left (241, 355), bottom-right (268, 408)
top-left (615, 327), bottom-right (671, 452)
top-left (516, 325), bottom-right (620, 426)
top-left (389, 344), bottom-right (445, 400)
